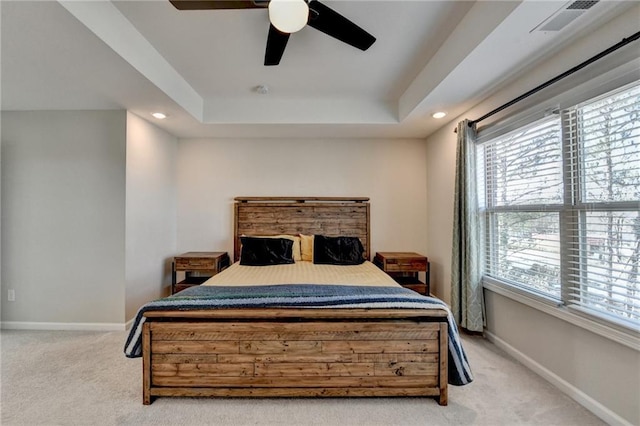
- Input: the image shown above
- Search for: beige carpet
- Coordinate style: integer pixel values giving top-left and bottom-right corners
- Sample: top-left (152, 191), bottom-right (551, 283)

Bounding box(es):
top-left (0, 330), bottom-right (603, 425)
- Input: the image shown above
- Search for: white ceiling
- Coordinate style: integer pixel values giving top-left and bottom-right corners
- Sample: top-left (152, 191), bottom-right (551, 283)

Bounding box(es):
top-left (1, 0), bottom-right (635, 139)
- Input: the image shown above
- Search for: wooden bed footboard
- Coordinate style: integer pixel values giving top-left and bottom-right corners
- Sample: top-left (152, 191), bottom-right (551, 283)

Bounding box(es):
top-left (142, 309), bottom-right (448, 406)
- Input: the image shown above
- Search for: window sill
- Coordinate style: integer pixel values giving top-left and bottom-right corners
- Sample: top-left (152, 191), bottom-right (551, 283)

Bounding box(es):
top-left (483, 278), bottom-right (640, 352)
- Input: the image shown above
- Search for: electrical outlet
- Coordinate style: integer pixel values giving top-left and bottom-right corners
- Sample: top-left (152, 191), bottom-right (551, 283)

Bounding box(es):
top-left (8, 289), bottom-right (15, 302)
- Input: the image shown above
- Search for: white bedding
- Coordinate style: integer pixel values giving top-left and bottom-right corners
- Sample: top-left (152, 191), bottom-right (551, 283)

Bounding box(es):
top-left (203, 260), bottom-right (400, 288)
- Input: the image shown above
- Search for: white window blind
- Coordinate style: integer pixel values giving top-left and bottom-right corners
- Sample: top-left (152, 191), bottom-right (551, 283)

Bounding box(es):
top-left (479, 118), bottom-right (563, 299)
top-left (483, 118), bottom-right (564, 207)
top-left (478, 81), bottom-right (640, 329)
top-left (564, 83), bottom-right (640, 326)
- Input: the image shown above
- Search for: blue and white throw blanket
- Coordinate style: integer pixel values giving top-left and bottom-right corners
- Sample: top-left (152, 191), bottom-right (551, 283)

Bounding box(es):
top-left (124, 284), bottom-right (473, 386)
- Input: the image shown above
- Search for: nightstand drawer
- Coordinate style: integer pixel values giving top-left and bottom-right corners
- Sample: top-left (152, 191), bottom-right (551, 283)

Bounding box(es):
top-left (384, 258), bottom-right (428, 272)
top-left (175, 257), bottom-right (216, 270)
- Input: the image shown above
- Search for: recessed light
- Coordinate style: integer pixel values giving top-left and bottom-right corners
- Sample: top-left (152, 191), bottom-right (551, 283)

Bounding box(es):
top-left (432, 112), bottom-right (447, 119)
top-left (151, 112), bottom-right (167, 119)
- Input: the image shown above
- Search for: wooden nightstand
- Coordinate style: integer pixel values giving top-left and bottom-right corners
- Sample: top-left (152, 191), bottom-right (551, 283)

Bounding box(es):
top-left (374, 252), bottom-right (430, 296)
top-left (172, 252), bottom-right (230, 294)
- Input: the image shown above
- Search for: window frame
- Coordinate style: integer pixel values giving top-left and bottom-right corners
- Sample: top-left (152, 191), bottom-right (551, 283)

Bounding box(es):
top-left (477, 80), bottom-right (640, 350)
top-left (479, 115), bottom-right (566, 301)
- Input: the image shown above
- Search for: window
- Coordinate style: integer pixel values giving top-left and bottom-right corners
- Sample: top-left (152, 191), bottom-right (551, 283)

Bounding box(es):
top-left (478, 82), bottom-right (640, 329)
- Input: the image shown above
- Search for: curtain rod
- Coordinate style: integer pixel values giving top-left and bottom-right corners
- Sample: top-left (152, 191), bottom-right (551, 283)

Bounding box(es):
top-left (466, 30), bottom-right (640, 129)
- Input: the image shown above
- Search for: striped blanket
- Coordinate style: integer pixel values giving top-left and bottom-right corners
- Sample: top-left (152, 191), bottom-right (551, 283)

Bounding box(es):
top-left (124, 284), bottom-right (473, 386)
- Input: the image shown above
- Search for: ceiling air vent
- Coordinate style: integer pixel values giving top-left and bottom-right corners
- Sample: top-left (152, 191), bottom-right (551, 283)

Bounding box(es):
top-left (532, 0), bottom-right (599, 32)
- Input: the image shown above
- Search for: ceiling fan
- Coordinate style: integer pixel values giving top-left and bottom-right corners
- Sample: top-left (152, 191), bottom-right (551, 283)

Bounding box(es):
top-left (169, 0), bottom-right (376, 66)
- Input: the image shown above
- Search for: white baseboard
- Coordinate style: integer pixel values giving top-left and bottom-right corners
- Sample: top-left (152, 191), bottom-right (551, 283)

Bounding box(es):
top-left (485, 330), bottom-right (633, 426)
top-left (0, 321), bottom-right (126, 331)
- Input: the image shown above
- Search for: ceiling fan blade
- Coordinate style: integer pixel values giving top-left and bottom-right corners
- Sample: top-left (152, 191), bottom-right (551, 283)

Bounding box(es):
top-left (169, 1), bottom-right (267, 11)
top-left (264, 24), bottom-right (290, 66)
top-left (307, 0), bottom-right (375, 51)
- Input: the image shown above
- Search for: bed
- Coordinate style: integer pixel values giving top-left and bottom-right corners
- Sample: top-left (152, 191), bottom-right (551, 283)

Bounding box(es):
top-left (125, 197), bottom-right (472, 405)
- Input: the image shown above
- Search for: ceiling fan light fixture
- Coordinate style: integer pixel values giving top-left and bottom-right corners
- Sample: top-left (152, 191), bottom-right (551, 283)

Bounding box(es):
top-left (268, 0), bottom-right (309, 33)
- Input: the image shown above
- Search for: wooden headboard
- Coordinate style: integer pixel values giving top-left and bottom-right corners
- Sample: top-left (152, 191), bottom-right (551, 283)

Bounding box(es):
top-left (234, 197), bottom-right (370, 262)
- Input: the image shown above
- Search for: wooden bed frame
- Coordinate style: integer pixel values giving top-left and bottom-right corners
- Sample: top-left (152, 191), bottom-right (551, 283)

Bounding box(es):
top-left (141, 197), bottom-right (449, 405)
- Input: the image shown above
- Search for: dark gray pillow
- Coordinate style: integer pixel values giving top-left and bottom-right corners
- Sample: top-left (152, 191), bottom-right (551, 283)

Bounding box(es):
top-left (313, 235), bottom-right (365, 265)
top-left (240, 237), bottom-right (294, 266)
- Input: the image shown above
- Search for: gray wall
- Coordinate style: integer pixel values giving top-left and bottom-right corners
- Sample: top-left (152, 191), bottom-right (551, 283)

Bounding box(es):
top-left (1, 111), bottom-right (126, 325)
top-left (1, 110), bottom-right (180, 326)
top-left (484, 291), bottom-right (640, 425)
top-left (175, 138), bottom-right (428, 261)
top-left (125, 112), bottom-right (177, 321)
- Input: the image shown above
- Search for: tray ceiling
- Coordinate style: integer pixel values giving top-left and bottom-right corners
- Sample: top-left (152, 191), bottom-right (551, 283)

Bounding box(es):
top-left (1, 0), bottom-right (636, 138)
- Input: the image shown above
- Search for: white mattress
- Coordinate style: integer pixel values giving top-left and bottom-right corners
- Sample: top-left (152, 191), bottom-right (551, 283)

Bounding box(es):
top-left (203, 260), bottom-right (400, 288)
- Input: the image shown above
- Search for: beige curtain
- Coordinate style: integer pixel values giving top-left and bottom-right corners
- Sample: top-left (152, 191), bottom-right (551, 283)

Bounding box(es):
top-left (451, 120), bottom-right (484, 332)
